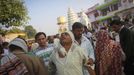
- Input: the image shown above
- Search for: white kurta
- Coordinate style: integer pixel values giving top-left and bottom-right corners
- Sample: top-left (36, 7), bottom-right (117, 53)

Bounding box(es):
top-left (75, 35), bottom-right (95, 75)
top-left (50, 43), bottom-right (88, 75)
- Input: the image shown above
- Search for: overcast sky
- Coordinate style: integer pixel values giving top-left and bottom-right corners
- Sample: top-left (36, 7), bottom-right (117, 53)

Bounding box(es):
top-left (25, 0), bottom-right (104, 35)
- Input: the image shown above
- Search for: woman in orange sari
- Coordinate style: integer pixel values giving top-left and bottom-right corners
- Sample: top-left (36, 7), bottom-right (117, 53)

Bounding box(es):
top-left (95, 30), bottom-right (122, 75)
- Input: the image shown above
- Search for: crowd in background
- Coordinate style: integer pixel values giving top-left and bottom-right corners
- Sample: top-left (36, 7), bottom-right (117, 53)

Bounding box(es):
top-left (0, 17), bottom-right (134, 75)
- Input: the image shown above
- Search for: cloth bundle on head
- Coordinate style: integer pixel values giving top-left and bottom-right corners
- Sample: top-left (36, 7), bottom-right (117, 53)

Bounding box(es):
top-left (9, 38), bottom-right (28, 53)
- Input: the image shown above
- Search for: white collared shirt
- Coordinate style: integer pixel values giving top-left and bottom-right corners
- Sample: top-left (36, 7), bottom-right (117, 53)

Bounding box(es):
top-left (75, 36), bottom-right (95, 75)
top-left (75, 35), bottom-right (95, 62)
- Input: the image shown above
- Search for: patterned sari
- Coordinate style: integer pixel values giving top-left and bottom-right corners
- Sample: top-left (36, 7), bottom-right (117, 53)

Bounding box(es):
top-left (95, 30), bottom-right (122, 75)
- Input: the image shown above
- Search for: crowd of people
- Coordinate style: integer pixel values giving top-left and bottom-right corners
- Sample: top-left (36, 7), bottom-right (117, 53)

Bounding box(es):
top-left (0, 19), bottom-right (134, 75)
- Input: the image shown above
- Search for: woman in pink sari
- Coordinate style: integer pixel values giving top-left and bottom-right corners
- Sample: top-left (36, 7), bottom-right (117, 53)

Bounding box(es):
top-left (95, 30), bottom-right (122, 75)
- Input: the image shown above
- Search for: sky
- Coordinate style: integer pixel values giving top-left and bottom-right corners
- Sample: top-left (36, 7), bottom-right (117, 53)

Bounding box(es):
top-left (25, 0), bottom-right (104, 36)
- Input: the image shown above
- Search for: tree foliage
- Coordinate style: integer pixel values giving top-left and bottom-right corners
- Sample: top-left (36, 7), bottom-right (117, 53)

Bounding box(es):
top-left (0, 29), bottom-right (7, 35)
top-left (24, 25), bottom-right (37, 39)
top-left (0, 0), bottom-right (29, 27)
top-left (0, 27), bottom-right (24, 36)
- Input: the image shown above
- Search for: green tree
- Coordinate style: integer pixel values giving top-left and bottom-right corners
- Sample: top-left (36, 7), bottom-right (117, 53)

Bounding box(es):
top-left (0, 0), bottom-right (29, 27)
top-left (24, 25), bottom-right (37, 39)
top-left (0, 29), bottom-right (7, 35)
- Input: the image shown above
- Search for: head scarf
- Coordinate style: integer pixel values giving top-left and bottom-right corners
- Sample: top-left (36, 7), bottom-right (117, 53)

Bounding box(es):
top-left (95, 30), bottom-right (122, 75)
top-left (60, 31), bottom-right (75, 41)
top-left (57, 31), bottom-right (75, 56)
top-left (9, 38), bottom-right (28, 53)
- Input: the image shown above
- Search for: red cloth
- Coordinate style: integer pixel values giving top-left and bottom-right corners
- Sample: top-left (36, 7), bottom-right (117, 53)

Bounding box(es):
top-left (95, 30), bottom-right (122, 75)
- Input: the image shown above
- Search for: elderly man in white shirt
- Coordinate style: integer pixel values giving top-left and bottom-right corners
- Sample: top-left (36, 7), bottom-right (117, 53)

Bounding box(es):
top-left (72, 22), bottom-right (95, 75)
top-left (49, 31), bottom-right (95, 75)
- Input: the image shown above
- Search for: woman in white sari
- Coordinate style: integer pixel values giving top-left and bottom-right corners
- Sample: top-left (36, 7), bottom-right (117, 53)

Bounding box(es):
top-left (49, 31), bottom-right (95, 75)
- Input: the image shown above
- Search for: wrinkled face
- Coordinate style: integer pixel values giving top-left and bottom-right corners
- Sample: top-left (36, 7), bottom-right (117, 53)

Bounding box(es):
top-left (60, 32), bottom-right (72, 44)
top-left (36, 34), bottom-right (47, 47)
top-left (111, 24), bottom-right (120, 33)
top-left (73, 28), bottom-right (84, 39)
